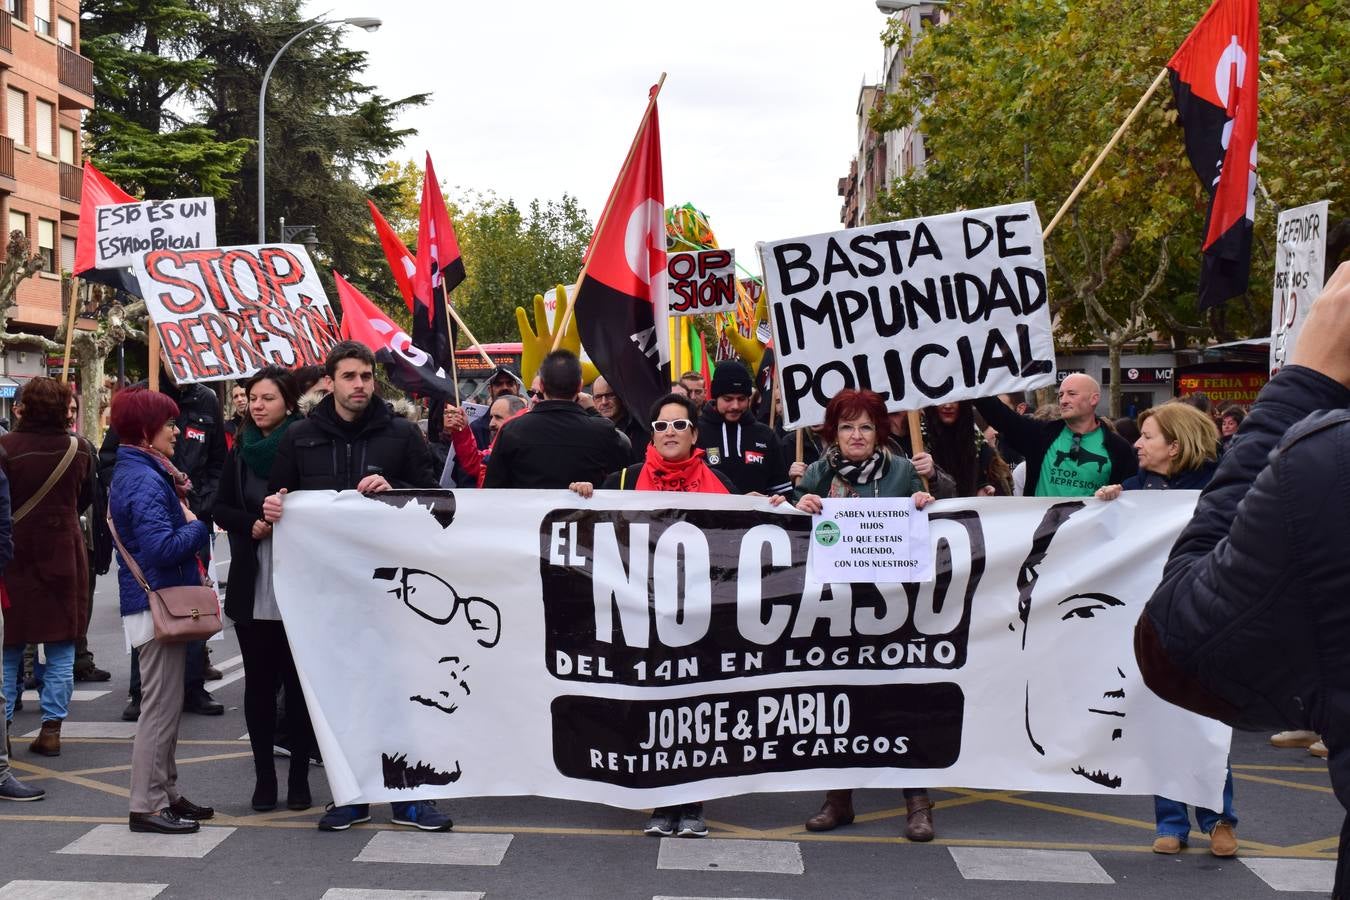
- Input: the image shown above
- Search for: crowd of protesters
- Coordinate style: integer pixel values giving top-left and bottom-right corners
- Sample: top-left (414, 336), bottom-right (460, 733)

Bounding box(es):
top-left (0, 277), bottom-right (1340, 873)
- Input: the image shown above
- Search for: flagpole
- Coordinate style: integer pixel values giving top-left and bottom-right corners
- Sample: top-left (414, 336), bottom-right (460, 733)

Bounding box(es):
top-left (553, 72), bottom-right (667, 351)
top-left (442, 301), bottom-right (496, 370)
top-left (445, 297), bottom-right (461, 405)
top-left (1041, 66), bottom-right (1170, 241)
top-left (59, 277), bottom-right (79, 383)
top-left (148, 326), bottom-right (161, 393)
top-left (908, 410), bottom-right (930, 491)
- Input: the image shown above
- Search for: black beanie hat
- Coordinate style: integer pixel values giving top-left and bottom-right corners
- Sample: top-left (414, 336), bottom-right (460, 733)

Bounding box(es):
top-left (710, 360), bottom-right (753, 398)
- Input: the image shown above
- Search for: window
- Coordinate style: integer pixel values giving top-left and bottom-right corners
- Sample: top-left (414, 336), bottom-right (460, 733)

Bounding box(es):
top-left (37, 218), bottom-right (55, 272)
top-left (8, 210), bottom-right (27, 242)
top-left (58, 125), bottom-right (76, 164)
top-left (35, 99), bottom-right (53, 155)
top-left (56, 17), bottom-right (73, 48)
top-left (34, 0), bottom-right (49, 35)
top-left (6, 87), bottom-right (26, 146)
top-left (61, 234), bottom-right (75, 273)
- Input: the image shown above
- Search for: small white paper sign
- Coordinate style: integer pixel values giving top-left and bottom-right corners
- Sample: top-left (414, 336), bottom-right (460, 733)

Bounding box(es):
top-left (811, 498), bottom-right (932, 583)
top-left (462, 401), bottom-right (489, 423)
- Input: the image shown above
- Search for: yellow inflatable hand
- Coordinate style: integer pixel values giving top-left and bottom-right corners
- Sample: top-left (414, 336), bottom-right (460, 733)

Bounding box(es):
top-left (722, 291), bottom-right (768, 374)
top-left (516, 285), bottom-right (599, 386)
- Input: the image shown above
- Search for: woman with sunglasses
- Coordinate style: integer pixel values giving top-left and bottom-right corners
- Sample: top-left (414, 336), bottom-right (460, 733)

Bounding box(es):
top-left (569, 392), bottom-right (733, 838)
top-left (772, 389), bottom-right (938, 841)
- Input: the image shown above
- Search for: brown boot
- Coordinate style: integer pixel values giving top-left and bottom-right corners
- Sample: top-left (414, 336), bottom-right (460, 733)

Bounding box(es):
top-left (805, 789), bottom-right (855, 832)
top-left (29, 720), bottom-right (61, 757)
top-left (904, 792), bottom-right (934, 842)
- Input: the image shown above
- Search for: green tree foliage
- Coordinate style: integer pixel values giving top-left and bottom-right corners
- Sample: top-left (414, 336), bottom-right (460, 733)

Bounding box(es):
top-left (193, 1), bottom-right (428, 288)
top-left (82, 0), bottom-right (251, 196)
top-left (872, 0), bottom-right (1347, 410)
top-left (444, 192), bottom-right (593, 345)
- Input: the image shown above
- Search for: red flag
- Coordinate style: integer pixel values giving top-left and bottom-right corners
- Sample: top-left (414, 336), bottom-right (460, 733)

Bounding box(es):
top-left (574, 83), bottom-right (669, 425)
top-left (334, 273), bottom-right (458, 401)
top-left (368, 199), bottom-right (417, 314)
top-left (1168, 0), bottom-right (1258, 309)
top-left (74, 162), bottom-right (136, 275)
top-left (412, 154), bottom-right (466, 325)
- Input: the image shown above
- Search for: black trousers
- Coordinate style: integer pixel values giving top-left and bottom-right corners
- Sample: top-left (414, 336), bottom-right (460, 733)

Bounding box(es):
top-left (235, 619), bottom-right (314, 784)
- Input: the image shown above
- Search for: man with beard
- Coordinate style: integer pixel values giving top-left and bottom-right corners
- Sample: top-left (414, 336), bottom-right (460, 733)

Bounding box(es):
top-left (696, 361), bottom-right (790, 496)
top-left (263, 341), bottom-right (448, 834)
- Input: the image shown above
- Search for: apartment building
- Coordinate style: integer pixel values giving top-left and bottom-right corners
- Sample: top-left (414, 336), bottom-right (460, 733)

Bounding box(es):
top-left (0, 0), bottom-right (92, 412)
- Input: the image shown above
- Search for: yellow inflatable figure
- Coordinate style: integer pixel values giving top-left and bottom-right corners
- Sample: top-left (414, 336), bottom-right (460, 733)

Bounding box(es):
top-left (721, 291), bottom-right (768, 376)
top-left (515, 284), bottom-right (599, 387)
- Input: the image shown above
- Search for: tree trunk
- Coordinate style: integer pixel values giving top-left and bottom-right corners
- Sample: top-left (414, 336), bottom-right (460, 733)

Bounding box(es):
top-left (78, 348), bottom-right (106, 442)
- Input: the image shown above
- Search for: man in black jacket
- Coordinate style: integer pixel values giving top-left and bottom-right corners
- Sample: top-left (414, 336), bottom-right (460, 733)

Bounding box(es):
top-left (263, 341), bottom-right (448, 834)
top-left (100, 369), bottom-right (229, 719)
top-left (483, 350), bottom-right (631, 489)
top-left (1136, 262), bottom-right (1350, 899)
top-left (975, 374), bottom-right (1135, 496)
top-left (697, 360), bottom-right (791, 496)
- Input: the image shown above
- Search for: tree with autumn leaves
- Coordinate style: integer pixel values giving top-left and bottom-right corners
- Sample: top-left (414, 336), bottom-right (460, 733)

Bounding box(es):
top-left (872, 0), bottom-right (1347, 414)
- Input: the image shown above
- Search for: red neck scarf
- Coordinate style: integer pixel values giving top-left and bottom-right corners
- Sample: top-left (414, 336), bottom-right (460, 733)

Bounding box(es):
top-left (635, 444), bottom-right (729, 494)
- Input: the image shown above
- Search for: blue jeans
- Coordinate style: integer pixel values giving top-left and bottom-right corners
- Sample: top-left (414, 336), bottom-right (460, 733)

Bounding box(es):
top-left (1155, 767), bottom-right (1237, 838)
top-left (3, 641), bottom-right (75, 722)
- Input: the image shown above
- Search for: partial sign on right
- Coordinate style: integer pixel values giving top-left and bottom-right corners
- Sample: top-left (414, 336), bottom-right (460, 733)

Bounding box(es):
top-left (758, 202), bottom-right (1057, 430)
top-left (1270, 200), bottom-right (1329, 376)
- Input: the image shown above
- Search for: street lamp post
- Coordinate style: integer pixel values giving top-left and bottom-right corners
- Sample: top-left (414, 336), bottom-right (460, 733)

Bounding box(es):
top-left (257, 16), bottom-right (381, 243)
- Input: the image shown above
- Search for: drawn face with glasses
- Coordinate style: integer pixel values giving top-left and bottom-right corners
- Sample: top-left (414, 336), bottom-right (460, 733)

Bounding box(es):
top-left (650, 403), bottom-right (698, 462)
top-left (373, 566), bottom-right (501, 719)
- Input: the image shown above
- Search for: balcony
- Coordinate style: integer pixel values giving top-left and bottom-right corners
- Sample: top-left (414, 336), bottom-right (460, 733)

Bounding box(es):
top-left (57, 45), bottom-right (94, 108)
top-left (59, 160), bottom-right (80, 202)
top-left (0, 9), bottom-right (12, 55)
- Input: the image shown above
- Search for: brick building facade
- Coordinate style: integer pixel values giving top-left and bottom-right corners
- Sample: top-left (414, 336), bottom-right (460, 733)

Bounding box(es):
top-left (0, 0), bottom-right (92, 413)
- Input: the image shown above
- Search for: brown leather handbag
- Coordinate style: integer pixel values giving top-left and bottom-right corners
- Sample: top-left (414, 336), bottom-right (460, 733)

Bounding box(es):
top-left (107, 513), bottom-right (221, 643)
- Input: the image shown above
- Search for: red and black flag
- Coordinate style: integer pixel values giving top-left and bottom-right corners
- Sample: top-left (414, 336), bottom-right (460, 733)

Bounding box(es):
top-left (410, 154), bottom-right (466, 373)
top-left (73, 162), bottom-right (142, 296)
top-left (573, 82), bottom-right (670, 423)
top-left (1168, 0), bottom-right (1258, 309)
top-left (335, 273), bottom-right (458, 401)
top-left (368, 199), bottom-right (417, 314)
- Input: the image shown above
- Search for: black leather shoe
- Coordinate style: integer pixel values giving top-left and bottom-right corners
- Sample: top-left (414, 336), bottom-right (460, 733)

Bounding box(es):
top-left (182, 692), bottom-right (224, 716)
top-left (121, 697), bottom-right (141, 722)
top-left (169, 796), bottom-right (214, 821)
top-left (129, 810), bottom-right (200, 834)
top-left (75, 666), bottom-right (112, 683)
top-left (286, 782), bottom-right (312, 811)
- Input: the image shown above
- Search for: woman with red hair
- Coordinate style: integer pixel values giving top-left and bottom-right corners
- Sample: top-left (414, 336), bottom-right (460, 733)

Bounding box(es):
top-left (108, 388), bottom-right (213, 835)
top-left (774, 389), bottom-right (939, 841)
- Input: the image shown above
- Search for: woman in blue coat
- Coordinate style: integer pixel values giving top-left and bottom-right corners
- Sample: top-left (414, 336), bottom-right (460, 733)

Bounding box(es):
top-left (1097, 401), bottom-right (1233, 856)
top-left (108, 388), bottom-right (214, 835)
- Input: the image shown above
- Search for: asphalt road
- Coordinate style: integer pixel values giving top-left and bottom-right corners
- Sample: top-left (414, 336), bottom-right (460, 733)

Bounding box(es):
top-left (0, 548), bottom-right (1340, 900)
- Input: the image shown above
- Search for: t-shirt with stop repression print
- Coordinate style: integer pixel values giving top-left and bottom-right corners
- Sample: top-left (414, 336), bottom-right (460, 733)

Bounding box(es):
top-left (1037, 426), bottom-right (1114, 496)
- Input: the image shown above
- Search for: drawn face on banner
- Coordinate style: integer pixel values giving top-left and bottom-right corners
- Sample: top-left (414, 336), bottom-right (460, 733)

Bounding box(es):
top-left (1014, 501), bottom-right (1131, 789)
top-left (372, 565), bottom-right (502, 790)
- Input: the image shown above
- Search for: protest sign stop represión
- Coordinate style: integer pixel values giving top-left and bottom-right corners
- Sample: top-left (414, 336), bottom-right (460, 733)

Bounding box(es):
top-left (758, 202), bottom-right (1058, 429)
top-left (132, 244), bottom-right (341, 384)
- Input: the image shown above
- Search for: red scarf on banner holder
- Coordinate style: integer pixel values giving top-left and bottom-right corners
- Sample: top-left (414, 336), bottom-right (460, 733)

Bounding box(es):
top-left (635, 445), bottom-right (729, 494)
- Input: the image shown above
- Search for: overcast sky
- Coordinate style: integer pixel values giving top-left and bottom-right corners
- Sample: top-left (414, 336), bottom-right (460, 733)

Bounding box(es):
top-left (304, 1), bottom-right (890, 274)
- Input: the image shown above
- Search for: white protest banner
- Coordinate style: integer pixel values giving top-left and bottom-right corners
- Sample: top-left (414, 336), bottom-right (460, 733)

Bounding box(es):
top-left (131, 244), bottom-right (340, 384)
top-left (1270, 200), bottom-right (1329, 376)
top-left (274, 490), bottom-right (1229, 812)
top-left (668, 249), bottom-right (737, 317)
top-left (811, 498), bottom-right (932, 583)
top-left (94, 198), bottom-right (217, 269)
top-left (758, 202), bottom-right (1057, 429)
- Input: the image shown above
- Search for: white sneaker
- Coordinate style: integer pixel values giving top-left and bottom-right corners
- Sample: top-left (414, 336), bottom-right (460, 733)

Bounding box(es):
top-left (1309, 740), bottom-right (1329, 759)
top-left (1270, 730), bottom-right (1320, 748)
